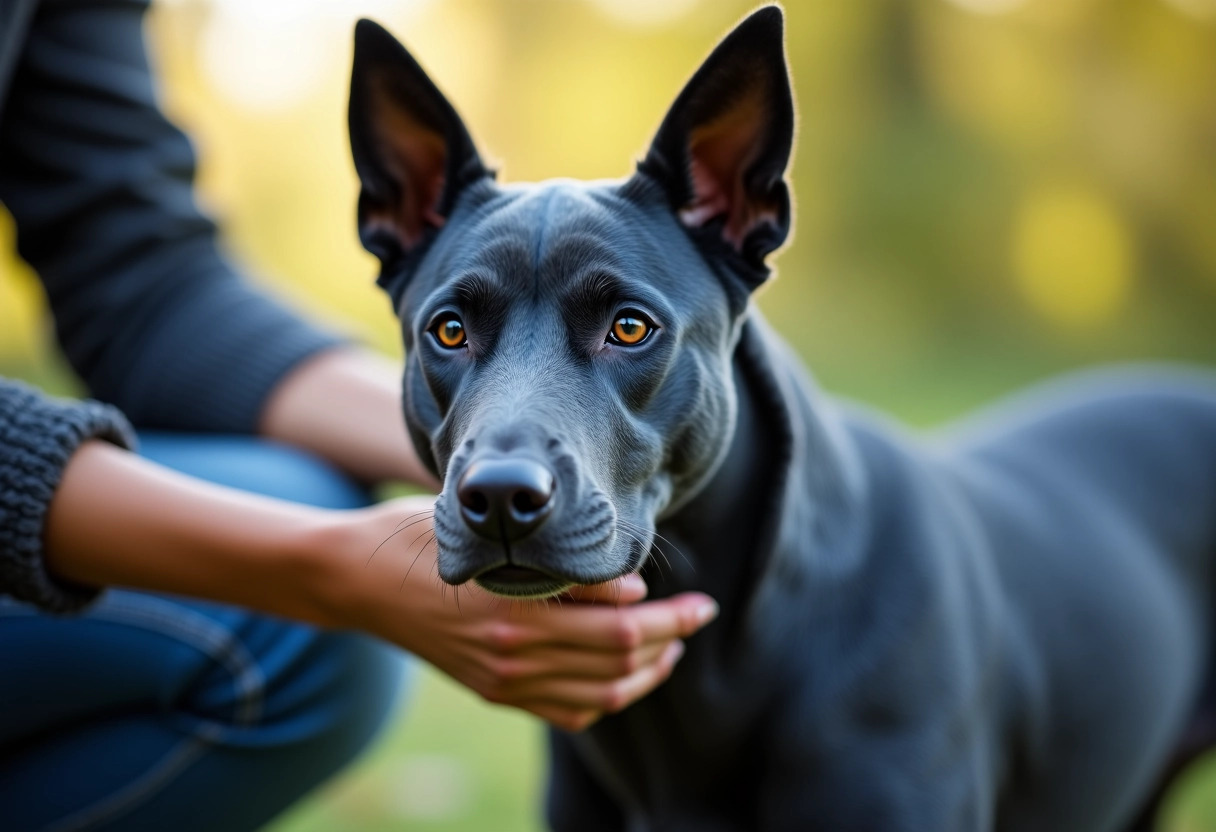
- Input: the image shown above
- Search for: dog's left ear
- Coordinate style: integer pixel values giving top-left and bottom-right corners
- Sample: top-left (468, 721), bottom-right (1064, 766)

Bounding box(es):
top-left (639, 6), bottom-right (794, 281)
top-left (349, 19), bottom-right (488, 271)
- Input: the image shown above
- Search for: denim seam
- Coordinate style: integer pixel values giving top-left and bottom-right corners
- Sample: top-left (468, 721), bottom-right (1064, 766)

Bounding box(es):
top-left (85, 597), bottom-right (266, 727)
top-left (39, 735), bottom-right (213, 832)
top-left (0, 597), bottom-right (266, 725)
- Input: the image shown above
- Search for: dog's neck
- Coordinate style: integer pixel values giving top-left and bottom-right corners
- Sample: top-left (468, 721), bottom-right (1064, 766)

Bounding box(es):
top-left (652, 314), bottom-right (872, 643)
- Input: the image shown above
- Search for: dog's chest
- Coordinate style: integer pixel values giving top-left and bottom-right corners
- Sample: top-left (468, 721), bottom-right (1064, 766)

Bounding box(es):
top-left (576, 645), bottom-right (782, 814)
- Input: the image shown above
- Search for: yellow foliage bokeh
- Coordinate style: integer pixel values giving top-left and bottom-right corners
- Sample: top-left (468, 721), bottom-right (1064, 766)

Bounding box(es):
top-left (1012, 182), bottom-right (1134, 328)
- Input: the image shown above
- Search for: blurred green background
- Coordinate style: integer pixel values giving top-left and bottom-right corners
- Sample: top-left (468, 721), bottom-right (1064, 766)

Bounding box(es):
top-left (3, 0), bottom-right (1216, 829)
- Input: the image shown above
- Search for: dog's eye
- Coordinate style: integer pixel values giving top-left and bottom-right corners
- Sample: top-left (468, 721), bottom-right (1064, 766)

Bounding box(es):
top-left (431, 315), bottom-right (467, 349)
top-left (607, 313), bottom-right (654, 346)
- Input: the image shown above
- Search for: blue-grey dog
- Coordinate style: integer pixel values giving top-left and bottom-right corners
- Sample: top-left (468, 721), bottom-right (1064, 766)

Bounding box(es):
top-left (348, 8), bottom-right (1216, 831)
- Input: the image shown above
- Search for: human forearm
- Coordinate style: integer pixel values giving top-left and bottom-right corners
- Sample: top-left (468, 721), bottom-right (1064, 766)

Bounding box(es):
top-left (41, 347), bottom-right (440, 606)
top-left (42, 441), bottom-right (335, 624)
top-left (259, 348), bottom-right (438, 488)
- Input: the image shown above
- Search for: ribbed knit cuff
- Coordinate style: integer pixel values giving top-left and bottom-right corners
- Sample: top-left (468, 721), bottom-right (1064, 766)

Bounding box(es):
top-left (0, 379), bottom-right (136, 612)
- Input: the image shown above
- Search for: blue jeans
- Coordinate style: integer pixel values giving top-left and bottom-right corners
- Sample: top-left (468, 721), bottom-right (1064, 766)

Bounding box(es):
top-left (0, 435), bottom-right (410, 832)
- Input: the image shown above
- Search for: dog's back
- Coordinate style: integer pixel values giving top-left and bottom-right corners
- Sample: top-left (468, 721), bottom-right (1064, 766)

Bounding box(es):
top-left (941, 372), bottom-right (1216, 830)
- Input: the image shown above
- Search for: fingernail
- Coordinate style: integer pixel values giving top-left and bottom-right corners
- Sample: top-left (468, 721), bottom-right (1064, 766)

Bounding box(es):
top-left (621, 573), bottom-right (647, 595)
top-left (669, 640), bottom-right (686, 663)
top-left (695, 599), bottom-right (719, 626)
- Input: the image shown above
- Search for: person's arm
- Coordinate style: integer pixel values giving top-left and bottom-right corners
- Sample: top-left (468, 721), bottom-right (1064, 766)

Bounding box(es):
top-left (0, 379), bottom-right (135, 612)
top-left (258, 348), bottom-right (438, 488)
top-left (0, 0), bottom-right (342, 436)
top-left (0, 2), bottom-right (432, 489)
top-left (44, 440), bottom-right (718, 731)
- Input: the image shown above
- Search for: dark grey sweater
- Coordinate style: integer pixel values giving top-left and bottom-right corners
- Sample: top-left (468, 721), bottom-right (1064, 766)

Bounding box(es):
top-left (0, 0), bottom-right (343, 611)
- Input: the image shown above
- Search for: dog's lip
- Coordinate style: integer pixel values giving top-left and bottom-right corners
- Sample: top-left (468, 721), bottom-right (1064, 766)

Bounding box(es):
top-left (479, 564), bottom-right (551, 583)
top-left (475, 564), bottom-right (573, 598)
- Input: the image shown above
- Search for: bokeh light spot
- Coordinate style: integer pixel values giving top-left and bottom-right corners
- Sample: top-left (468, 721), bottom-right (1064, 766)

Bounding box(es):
top-left (943, 0), bottom-right (1028, 15)
top-left (201, 15), bottom-right (328, 113)
top-left (1012, 184), bottom-right (1134, 328)
top-left (384, 754), bottom-right (472, 820)
top-left (1162, 0), bottom-right (1216, 20)
top-left (585, 0), bottom-right (700, 27)
top-left (198, 0), bottom-right (427, 113)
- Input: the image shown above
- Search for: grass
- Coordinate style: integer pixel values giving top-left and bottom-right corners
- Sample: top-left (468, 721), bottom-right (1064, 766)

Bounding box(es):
top-left (267, 668), bottom-right (543, 832)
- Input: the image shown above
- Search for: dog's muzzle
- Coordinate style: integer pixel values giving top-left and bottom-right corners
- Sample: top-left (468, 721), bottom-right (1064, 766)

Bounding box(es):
top-left (443, 455), bottom-right (574, 596)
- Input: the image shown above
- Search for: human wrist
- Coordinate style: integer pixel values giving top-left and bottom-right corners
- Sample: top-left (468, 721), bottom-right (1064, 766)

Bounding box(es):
top-left (288, 497), bottom-right (439, 650)
top-left (276, 512), bottom-right (365, 630)
top-left (259, 348), bottom-right (439, 488)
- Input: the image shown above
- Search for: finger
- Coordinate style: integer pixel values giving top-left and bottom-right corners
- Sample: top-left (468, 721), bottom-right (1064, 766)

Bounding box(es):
top-left (490, 639), bottom-right (671, 683)
top-left (518, 592), bottom-right (718, 651)
top-left (507, 640), bottom-right (686, 713)
top-left (562, 573), bottom-right (647, 605)
top-left (522, 703), bottom-right (603, 733)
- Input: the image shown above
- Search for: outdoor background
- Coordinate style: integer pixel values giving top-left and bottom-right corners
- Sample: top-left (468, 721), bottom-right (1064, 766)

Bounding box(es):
top-left (3, 0), bottom-right (1216, 828)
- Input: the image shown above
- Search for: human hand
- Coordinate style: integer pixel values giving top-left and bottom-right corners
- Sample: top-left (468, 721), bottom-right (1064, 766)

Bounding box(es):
top-left (309, 497), bottom-right (718, 731)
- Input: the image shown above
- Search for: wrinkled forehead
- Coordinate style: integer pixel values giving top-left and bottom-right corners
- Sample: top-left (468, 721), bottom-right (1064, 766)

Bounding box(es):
top-left (419, 181), bottom-right (660, 299)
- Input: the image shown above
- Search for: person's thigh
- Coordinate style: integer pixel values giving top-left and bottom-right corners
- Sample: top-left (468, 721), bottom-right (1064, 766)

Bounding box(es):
top-left (0, 434), bottom-right (410, 832)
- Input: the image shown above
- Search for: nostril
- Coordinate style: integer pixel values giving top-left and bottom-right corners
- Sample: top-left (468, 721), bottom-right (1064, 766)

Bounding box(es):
top-left (462, 489), bottom-right (489, 517)
top-left (511, 488), bottom-right (550, 517)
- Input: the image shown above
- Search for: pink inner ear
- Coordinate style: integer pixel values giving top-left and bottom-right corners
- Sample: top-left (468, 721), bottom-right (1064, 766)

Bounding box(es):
top-left (368, 78), bottom-right (448, 247)
top-left (677, 93), bottom-right (779, 250)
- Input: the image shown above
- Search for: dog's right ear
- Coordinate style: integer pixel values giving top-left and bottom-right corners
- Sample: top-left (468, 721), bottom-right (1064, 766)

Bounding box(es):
top-left (349, 19), bottom-right (488, 272)
top-left (637, 6), bottom-right (794, 285)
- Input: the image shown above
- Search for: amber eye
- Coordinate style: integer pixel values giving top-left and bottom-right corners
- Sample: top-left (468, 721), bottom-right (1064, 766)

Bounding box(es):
top-left (431, 315), bottom-right (467, 349)
top-left (608, 313), bottom-right (653, 346)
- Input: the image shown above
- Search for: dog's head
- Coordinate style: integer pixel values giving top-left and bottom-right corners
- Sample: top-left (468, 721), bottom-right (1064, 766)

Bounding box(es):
top-left (349, 7), bottom-right (794, 597)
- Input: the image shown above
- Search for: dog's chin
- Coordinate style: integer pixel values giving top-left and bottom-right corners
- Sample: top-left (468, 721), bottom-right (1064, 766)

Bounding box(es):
top-left (473, 565), bottom-right (574, 599)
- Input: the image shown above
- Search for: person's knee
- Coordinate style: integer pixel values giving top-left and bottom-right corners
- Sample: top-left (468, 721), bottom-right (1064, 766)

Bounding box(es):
top-left (294, 632), bottom-right (408, 770)
top-left (222, 632), bottom-right (409, 828)
top-left (222, 625), bottom-right (410, 792)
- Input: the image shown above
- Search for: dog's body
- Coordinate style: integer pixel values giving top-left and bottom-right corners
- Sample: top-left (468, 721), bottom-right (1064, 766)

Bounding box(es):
top-left (347, 9), bottom-right (1216, 830)
top-left (552, 324), bottom-right (1216, 832)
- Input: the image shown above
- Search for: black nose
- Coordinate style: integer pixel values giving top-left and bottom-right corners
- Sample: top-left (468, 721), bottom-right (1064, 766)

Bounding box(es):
top-left (456, 458), bottom-right (556, 542)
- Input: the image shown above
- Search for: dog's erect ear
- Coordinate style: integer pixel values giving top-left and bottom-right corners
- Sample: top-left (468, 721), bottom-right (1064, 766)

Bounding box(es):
top-left (349, 19), bottom-right (487, 268)
top-left (639, 6), bottom-right (794, 278)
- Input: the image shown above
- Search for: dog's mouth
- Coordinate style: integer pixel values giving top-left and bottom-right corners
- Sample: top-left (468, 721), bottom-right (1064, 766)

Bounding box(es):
top-left (432, 480), bottom-right (640, 599)
top-left (473, 564), bottom-right (574, 599)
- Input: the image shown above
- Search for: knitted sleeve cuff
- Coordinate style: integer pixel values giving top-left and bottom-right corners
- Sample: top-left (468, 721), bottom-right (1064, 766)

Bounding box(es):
top-left (0, 379), bottom-right (137, 612)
